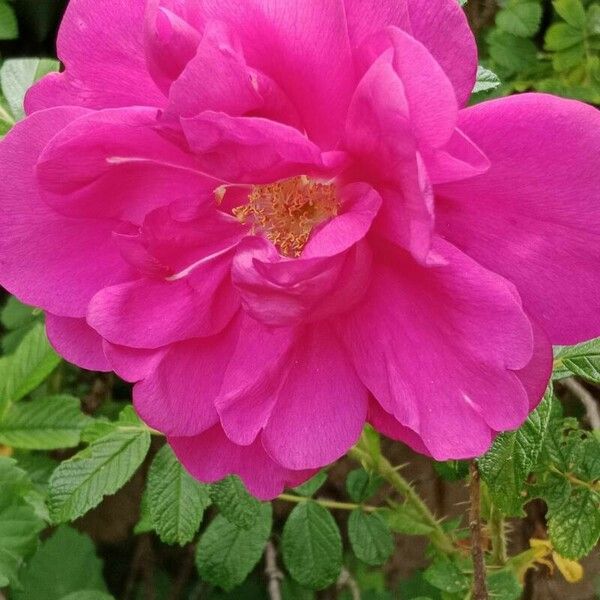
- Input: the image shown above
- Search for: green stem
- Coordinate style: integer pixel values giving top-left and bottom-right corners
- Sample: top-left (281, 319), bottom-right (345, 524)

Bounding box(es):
top-left (489, 505), bottom-right (508, 567)
top-left (348, 445), bottom-right (456, 555)
top-left (277, 493), bottom-right (377, 513)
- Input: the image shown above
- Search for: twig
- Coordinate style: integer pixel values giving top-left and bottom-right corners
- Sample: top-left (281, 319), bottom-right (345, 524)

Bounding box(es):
top-left (264, 541), bottom-right (283, 600)
top-left (469, 462), bottom-right (489, 600)
top-left (337, 567), bottom-right (361, 600)
top-left (489, 504), bottom-right (508, 566)
top-left (277, 493), bottom-right (377, 513)
top-left (562, 378), bottom-right (600, 429)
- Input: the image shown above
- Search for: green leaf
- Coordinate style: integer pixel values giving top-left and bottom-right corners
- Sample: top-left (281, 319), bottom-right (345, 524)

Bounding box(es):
top-left (379, 506), bottom-right (434, 535)
top-left (195, 503), bottom-right (272, 591)
top-left (1, 297), bottom-right (36, 331)
top-left (346, 469), bottom-right (383, 503)
top-left (545, 23), bottom-right (585, 51)
top-left (48, 425), bottom-right (150, 523)
top-left (292, 471), bottom-right (327, 497)
top-left (60, 593), bottom-right (114, 600)
top-left (147, 445), bottom-right (211, 545)
top-left (423, 557), bottom-right (470, 594)
top-left (0, 1), bottom-right (18, 40)
top-left (496, 3), bottom-right (542, 37)
top-left (433, 460), bottom-right (469, 482)
top-left (0, 458), bottom-right (45, 587)
top-left (0, 395), bottom-right (90, 449)
top-left (487, 570), bottom-right (522, 600)
top-left (553, 0), bottom-right (587, 29)
top-left (281, 578), bottom-right (316, 600)
top-left (547, 487), bottom-right (600, 559)
top-left (0, 505), bottom-right (45, 587)
top-left (479, 390), bottom-right (554, 516)
top-left (487, 30), bottom-right (538, 73)
top-left (210, 475), bottom-right (261, 529)
top-left (473, 66), bottom-right (501, 94)
top-left (14, 526), bottom-right (107, 600)
top-left (281, 501), bottom-right (342, 589)
top-left (0, 323), bottom-right (61, 410)
top-left (0, 58), bottom-right (60, 121)
top-left (348, 510), bottom-right (394, 566)
top-left (554, 338), bottom-right (600, 383)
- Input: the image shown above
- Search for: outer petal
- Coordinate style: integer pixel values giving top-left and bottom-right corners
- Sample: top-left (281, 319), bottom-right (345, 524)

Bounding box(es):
top-left (170, 425), bottom-right (314, 500)
top-left (198, 0), bottom-right (356, 148)
top-left (0, 108), bottom-right (132, 318)
top-left (436, 94), bottom-right (600, 345)
top-left (46, 314), bottom-right (110, 372)
top-left (216, 316), bottom-right (297, 446)
top-left (344, 0), bottom-right (477, 106)
top-left (262, 326), bottom-right (368, 470)
top-left (339, 238), bottom-right (533, 460)
top-left (516, 318), bottom-right (553, 411)
top-left (131, 331), bottom-right (242, 436)
top-left (36, 107), bottom-right (207, 223)
top-left (25, 0), bottom-right (165, 114)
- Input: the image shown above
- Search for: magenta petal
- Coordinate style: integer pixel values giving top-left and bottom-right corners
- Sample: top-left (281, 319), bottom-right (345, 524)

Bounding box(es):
top-left (339, 238), bottom-right (533, 460)
top-left (421, 128), bottom-right (490, 185)
top-left (368, 399), bottom-right (430, 456)
top-left (46, 314), bottom-right (110, 372)
top-left (344, 0), bottom-right (476, 107)
top-left (437, 93), bottom-right (600, 345)
top-left (346, 54), bottom-right (433, 261)
top-left (262, 327), bottom-right (368, 470)
top-left (145, 2), bottom-right (201, 94)
top-left (232, 237), bottom-right (372, 328)
top-left (0, 108), bottom-right (132, 318)
top-left (36, 107), bottom-right (207, 223)
top-left (216, 316), bottom-right (297, 445)
top-left (170, 425), bottom-right (314, 500)
top-left (25, 0), bottom-right (165, 114)
top-left (131, 330), bottom-right (247, 436)
top-left (515, 318), bottom-right (554, 411)
top-left (87, 254), bottom-right (239, 349)
top-left (182, 112), bottom-right (326, 183)
top-left (167, 20), bottom-right (262, 118)
top-left (405, 0), bottom-right (477, 107)
top-left (198, 0), bottom-right (356, 148)
top-left (103, 343), bottom-right (167, 383)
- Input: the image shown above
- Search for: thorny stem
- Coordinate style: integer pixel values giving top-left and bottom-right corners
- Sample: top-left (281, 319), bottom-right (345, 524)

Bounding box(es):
top-left (277, 493), bottom-right (377, 513)
top-left (348, 445), bottom-right (456, 555)
top-left (489, 504), bottom-right (508, 567)
top-left (469, 462), bottom-right (489, 600)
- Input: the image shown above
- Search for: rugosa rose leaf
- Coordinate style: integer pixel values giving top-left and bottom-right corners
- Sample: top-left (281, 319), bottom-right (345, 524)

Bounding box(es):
top-left (1, 0), bottom-right (599, 499)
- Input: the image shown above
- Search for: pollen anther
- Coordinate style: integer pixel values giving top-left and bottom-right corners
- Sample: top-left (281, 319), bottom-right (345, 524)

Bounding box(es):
top-left (233, 176), bottom-right (338, 257)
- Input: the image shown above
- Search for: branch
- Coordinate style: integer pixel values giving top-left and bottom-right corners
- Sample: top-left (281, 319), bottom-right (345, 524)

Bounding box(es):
top-left (348, 446), bottom-right (456, 555)
top-left (469, 462), bottom-right (489, 600)
top-left (264, 541), bottom-right (283, 600)
top-left (337, 567), bottom-right (361, 600)
top-left (562, 378), bottom-right (600, 430)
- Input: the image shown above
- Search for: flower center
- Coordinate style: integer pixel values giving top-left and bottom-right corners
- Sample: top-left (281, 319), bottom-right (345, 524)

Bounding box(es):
top-left (232, 176), bottom-right (339, 257)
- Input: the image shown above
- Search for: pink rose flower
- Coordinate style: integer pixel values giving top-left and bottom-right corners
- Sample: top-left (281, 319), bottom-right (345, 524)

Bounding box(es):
top-left (1, 0), bottom-right (599, 499)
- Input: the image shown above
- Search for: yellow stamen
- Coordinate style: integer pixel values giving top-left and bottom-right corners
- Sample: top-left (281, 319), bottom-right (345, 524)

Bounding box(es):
top-left (232, 176), bottom-right (338, 257)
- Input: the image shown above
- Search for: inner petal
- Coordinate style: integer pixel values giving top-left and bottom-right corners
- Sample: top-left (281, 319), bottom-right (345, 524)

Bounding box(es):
top-left (231, 176), bottom-right (339, 257)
